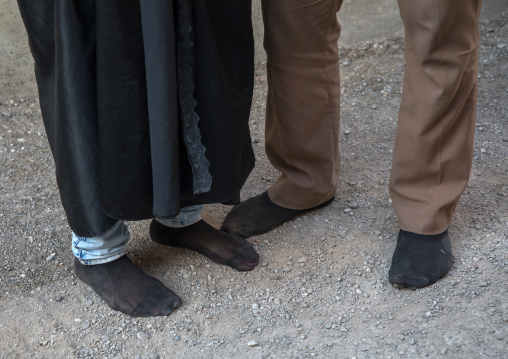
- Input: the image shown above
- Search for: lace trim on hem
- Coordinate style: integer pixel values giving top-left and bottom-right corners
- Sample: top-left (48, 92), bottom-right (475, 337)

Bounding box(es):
top-left (175, 0), bottom-right (212, 194)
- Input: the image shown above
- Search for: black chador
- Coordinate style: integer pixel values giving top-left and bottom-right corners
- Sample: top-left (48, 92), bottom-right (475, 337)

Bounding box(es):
top-left (17, 0), bottom-right (255, 237)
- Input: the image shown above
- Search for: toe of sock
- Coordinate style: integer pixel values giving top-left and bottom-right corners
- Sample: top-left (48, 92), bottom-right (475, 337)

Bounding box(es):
top-left (388, 271), bottom-right (437, 289)
top-left (131, 282), bottom-right (182, 317)
top-left (226, 250), bottom-right (260, 271)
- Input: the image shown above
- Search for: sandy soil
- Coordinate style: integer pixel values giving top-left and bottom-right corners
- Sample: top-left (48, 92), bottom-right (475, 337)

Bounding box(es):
top-left (0, 2), bottom-right (507, 358)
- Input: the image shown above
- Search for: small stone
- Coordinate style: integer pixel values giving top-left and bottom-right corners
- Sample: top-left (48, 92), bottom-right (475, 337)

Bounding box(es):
top-left (173, 335), bottom-right (181, 341)
top-left (297, 257), bottom-right (307, 263)
top-left (479, 282), bottom-right (488, 287)
top-left (274, 298), bottom-right (281, 305)
top-left (247, 340), bottom-right (259, 347)
top-left (344, 208), bottom-right (352, 213)
top-left (349, 203), bottom-right (359, 209)
top-left (137, 331), bottom-right (150, 341)
top-left (344, 130), bottom-right (351, 135)
top-left (355, 289), bottom-right (363, 295)
top-left (46, 253), bottom-right (56, 262)
top-left (497, 43), bottom-right (507, 49)
top-left (101, 335), bottom-right (111, 342)
top-left (252, 303), bottom-right (259, 310)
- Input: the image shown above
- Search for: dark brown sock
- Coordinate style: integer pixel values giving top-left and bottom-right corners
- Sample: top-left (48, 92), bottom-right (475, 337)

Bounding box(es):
top-left (150, 219), bottom-right (259, 271)
top-left (74, 256), bottom-right (181, 317)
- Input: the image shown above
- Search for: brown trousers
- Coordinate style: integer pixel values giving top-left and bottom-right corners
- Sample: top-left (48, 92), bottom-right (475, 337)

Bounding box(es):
top-left (262, 0), bottom-right (481, 235)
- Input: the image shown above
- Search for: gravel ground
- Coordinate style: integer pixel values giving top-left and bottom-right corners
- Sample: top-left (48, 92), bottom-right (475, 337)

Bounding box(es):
top-left (1, 13), bottom-right (507, 359)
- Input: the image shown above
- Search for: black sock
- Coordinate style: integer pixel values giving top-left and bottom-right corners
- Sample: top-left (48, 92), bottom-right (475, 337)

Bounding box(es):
top-left (74, 256), bottom-right (181, 316)
top-left (150, 219), bottom-right (259, 271)
top-left (221, 191), bottom-right (334, 238)
top-left (388, 229), bottom-right (453, 289)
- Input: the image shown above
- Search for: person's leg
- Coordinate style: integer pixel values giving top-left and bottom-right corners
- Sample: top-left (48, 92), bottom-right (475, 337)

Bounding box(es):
top-left (17, 0), bottom-right (181, 317)
top-left (73, 221), bottom-right (181, 316)
top-left (389, 0), bottom-right (482, 288)
top-left (151, 206), bottom-right (260, 271)
top-left (222, 0), bottom-right (343, 238)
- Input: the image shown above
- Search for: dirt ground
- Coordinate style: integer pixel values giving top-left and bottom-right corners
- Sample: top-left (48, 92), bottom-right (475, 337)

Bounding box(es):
top-left (1, 2), bottom-right (507, 359)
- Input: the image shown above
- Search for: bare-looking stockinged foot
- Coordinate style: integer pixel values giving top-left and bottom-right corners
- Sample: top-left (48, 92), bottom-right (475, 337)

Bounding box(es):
top-left (150, 219), bottom-right (259, 271)
top-left (221, 191), bottom-right (335, 238)
top-left (388, 229), bottom-right (453, 289)
top-left (74, 256), bottom-right (182, 317)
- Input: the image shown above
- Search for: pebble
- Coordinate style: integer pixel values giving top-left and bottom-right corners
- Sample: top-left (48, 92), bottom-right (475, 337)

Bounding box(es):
top-left (174, 335), bottom-right (181, 341)
top-left (247, 340), bottom-right (259, 347)
top-left (101, 335), bottom-right (111, 342)
top-left (297, 257), bottom-right (307, 263)
top-left (137, 331), bottom-right (150, 341)
top-left (252, 303), bottom-right (259, 310)
top-left (46, 253), bottom-right (56, 262)
top-left (344, 208), bottom-right (352, 213)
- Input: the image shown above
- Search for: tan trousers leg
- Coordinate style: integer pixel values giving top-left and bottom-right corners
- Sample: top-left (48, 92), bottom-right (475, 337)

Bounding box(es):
top-left (262, 0), bottom-right (343, 209)
top-left (390, 0), bottom-right (482, 234)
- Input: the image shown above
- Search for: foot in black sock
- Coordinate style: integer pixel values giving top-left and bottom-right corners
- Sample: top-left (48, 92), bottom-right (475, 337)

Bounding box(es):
top-left (74, 256), bottom-right (181, 317)
top-left (150, 219), bottom-right (259, 271)
top-left (221, 191), bottom-right (334, 238)
top-left (388, 229), bottom-right (453, 289)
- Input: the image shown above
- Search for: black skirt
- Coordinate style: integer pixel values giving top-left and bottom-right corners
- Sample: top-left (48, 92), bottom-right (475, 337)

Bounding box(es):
top-left (17, 0), bottom-right (255, 237)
